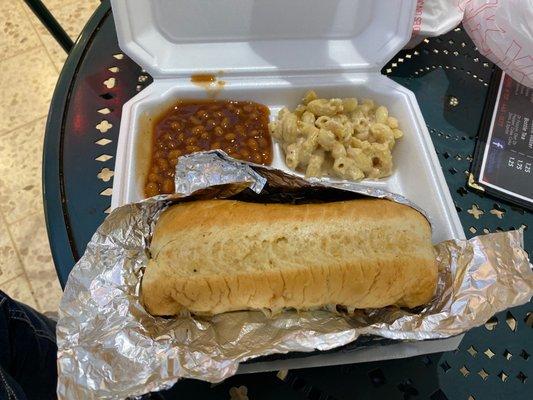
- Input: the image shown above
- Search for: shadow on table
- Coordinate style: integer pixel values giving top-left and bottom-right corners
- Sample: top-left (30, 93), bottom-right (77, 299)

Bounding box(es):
top-left (153, 352), bottom-right (447, 399)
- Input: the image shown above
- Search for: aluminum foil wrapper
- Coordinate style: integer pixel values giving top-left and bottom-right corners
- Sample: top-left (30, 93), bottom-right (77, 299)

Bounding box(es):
top-left (57, 152), bottom-right (533, 399)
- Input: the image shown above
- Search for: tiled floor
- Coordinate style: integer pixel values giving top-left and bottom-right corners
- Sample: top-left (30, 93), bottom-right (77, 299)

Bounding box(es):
top-left (0, 0), bottom-right (100, 312)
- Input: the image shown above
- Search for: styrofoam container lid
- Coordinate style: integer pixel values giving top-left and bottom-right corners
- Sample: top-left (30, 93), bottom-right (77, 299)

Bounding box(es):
top-left (111, 0), bottom-right (416, 77)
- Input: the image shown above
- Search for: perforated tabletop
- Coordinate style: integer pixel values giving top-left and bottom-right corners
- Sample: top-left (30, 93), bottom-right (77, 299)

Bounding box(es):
top-left (43, 2), bottom-right (531, 399)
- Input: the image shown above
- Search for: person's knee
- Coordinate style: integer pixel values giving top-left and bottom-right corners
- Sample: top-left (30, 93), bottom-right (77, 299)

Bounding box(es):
top-left (0, 290), bottom-right (58, 399)
top-left (0, 365), bottom-right (29, 400)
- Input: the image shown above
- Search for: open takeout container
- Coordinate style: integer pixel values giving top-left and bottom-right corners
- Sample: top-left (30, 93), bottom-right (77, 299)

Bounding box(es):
top-left (110, 0), bottom-right (465, 372)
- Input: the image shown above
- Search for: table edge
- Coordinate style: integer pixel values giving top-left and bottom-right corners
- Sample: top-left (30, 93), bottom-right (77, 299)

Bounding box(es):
top-left (42, 0), bottom-right (112, 288)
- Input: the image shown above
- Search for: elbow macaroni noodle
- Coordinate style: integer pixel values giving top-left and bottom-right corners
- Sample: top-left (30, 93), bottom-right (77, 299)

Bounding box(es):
top-left (270, 90), bottom-right (404, 180)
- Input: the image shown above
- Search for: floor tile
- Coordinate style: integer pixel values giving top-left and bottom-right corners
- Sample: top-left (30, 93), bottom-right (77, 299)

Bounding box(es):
top-left (1, 274), bottom-right (40, 310)
top-left (0, 1), bottom-right (41, 62)
top-left (0, 118), bottom-right (45, 223)
top-left (42, 0), bottom-right (79, 13)
top-left (0, 48), bottom-right (58, 135)
top-left (31, 25), bottom-right (66, 72)
top-left (0, 184), bottom-right (43, 225)
top-left (23, 0), bottom-right (100, 71)
top-left (0, 220), bottom-right (24, 286)
top-left (10, 211), bottom-right (62, 312)
top-left (21, 3), bottom-right (66, 71)
top-left (49, 0), bottom-right (101, 38)
top-left (0, 117), bottom-right (44, 193)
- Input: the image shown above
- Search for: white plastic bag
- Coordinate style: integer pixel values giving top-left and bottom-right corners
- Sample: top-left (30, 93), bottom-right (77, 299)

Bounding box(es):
top-left (411, 0), bottom-right (463, 38)
top-left (410, 0), bottom-right (533, 88)
top-left (462, 0), bottom-right (533, 88)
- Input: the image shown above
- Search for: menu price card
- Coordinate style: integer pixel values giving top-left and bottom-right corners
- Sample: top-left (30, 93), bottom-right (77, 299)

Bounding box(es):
top-left (471, 70), bottom-right (533, 210)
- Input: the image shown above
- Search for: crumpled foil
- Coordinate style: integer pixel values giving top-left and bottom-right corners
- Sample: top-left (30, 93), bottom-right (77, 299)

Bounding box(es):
top-left (56, 152), bottom-right (533, 399)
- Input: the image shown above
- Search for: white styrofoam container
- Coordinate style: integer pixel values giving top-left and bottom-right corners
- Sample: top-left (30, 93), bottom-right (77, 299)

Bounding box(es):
top-left (110, 0), bottom-right (465, 371)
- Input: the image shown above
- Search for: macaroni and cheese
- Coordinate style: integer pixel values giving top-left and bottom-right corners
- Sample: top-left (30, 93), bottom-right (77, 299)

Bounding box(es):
top-left (270, 91), bottom-right (403, 180)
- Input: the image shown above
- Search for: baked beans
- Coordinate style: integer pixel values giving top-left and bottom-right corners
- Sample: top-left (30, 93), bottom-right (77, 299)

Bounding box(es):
top-left (145, 100), bottom-right (272, 197)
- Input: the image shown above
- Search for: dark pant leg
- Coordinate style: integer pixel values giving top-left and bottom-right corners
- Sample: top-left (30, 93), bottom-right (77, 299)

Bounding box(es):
top-left (0, 291), bottom-right (57, 400)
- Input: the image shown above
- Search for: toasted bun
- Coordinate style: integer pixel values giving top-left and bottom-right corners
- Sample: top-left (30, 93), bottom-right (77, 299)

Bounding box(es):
top-left (142, 199), bottom-right (436, 316)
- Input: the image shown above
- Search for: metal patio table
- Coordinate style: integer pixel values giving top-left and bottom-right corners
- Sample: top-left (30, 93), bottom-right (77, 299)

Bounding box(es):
top-left (43, 1), bottom-right (531, 399)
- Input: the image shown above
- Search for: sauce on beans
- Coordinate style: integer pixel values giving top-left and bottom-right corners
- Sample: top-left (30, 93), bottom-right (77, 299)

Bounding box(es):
top-left (145, 100), bottom-right (272, 197)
